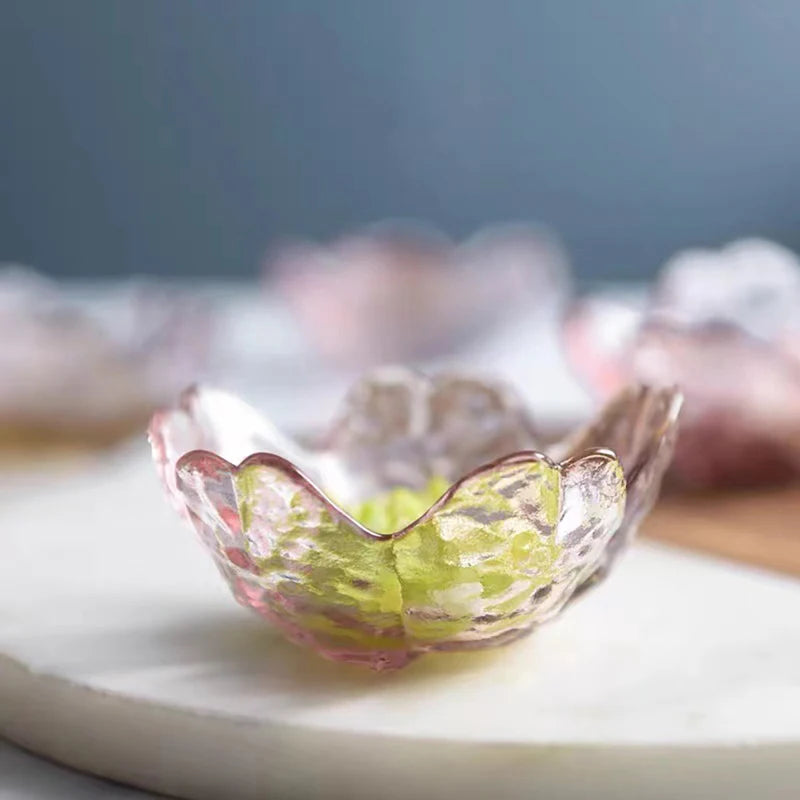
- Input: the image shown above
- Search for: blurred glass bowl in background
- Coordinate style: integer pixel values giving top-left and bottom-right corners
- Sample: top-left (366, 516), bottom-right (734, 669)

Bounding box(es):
top-left (0, 265), bottom-right (210, 450)
top-left (266, 221), bottom-right (569, 367)
top-left (564, 239), bottom-right (800, 489)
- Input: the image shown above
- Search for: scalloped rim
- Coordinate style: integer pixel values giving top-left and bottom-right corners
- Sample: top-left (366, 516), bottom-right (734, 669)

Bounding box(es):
top-left (324, 364), bottom-right (540, 449)
top-left (175, 446), bottom-right (622, 542)
top-left (563, 293), bottom-right (800, 395)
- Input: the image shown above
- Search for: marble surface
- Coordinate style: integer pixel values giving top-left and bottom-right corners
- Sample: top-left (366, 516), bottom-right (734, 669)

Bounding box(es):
top-left (1, 454), bottom-right (799, 799)
top-left (0, 739), bottom-right (157, 799)
top-left (0, 452), bottom-right (160, 799)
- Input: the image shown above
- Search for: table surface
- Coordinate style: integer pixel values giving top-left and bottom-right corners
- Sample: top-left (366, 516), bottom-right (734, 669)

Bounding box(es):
top-left (645, 485), bottom-right (800, 578)
top-left (0, 454), bottom-right (161, 799)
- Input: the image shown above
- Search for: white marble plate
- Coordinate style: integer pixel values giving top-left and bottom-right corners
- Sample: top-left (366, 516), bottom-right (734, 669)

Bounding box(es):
top-left (1, 453), bottom-right (799, 799)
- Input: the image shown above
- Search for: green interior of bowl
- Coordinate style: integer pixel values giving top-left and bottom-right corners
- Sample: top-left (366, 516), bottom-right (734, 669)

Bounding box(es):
top-left (346, 476), bottom-right (451, 534)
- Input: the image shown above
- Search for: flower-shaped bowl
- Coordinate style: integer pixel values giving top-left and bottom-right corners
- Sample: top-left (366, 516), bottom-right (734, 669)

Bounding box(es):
top-left (149, 369), bottom-right (680, 670)
top-left (564, 238), bottom-right (800, 488)
top-left (0, 266), bottom-right (209, 448)
top-left (267, 221), bottom-right (568, 366)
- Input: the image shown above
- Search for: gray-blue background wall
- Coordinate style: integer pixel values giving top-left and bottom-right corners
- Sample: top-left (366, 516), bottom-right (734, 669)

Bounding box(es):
top-left (3, 1), bottom-right (800, 280)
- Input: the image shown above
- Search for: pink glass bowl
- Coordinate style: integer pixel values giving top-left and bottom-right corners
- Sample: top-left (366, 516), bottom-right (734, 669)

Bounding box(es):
top-left (565, 239), bottom-right (800, 489)
top-left (149, 369), bottom-right (680, 670)
top-left (0, 266), bottom-right (208, 445)
top-left (267, 222), bottom-right (568, 366)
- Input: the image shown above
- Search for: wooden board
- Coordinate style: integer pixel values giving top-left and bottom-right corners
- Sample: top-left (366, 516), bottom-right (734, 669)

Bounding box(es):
top-left (645, 486), bottom-right (800, 578)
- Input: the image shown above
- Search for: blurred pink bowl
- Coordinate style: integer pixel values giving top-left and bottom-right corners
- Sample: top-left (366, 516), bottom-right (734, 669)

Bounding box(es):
top-left (267, 221), bottom-right (569, 366)
top-left (564, 239), bottom-right (800, 489)
top-left (0, 266), bottom-right (209, 447)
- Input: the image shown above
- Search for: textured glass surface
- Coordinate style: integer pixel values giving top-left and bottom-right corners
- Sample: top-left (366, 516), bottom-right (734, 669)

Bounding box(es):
top-left (565, 238), bottom-right (800, 488)
top-left (150, 369), bottom-right (679, 669)
top-left (558, 386), bottom-right (682, 577)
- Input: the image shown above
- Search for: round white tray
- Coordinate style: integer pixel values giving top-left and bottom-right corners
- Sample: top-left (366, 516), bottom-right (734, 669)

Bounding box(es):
top-left (1, 454), bottom-right (799, 799)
